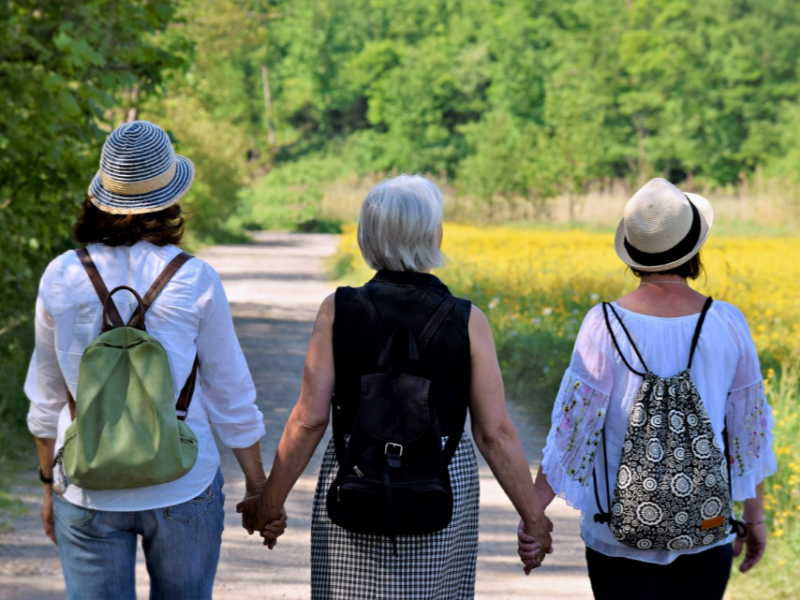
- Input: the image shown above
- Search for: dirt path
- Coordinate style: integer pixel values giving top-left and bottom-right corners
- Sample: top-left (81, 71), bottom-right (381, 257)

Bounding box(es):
top-left (0, 232), bottom-right (591, 599)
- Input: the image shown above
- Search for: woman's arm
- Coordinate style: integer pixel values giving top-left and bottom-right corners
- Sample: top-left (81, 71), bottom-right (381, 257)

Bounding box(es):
top-left (26, 267), bottom-right (66, 545)
top-left (736, 481), bottom-right (767, 573)
top-left (532, 465), bottom-right (557, 511)
top-left (468, 305), bottom-right (552, 568)
top-left (231, 442), bottom-right (267, 498)
top-left (238, 294), bottom-right (336, 539)
top-left (35, 436), bottom-right (56, 544)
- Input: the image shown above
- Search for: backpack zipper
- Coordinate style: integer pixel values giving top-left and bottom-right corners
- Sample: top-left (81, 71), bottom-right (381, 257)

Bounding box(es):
top-left (337, 479), bottom-right (445, 501)
top-left (52, 434), bottom-right (75, 495)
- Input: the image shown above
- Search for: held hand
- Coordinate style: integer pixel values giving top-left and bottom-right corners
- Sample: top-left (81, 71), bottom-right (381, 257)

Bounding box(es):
top-left (236, 492), bottom-right (285, 540)
top-left (259, 506), bottom-right (288, 549)
top-left (238, 475), bottom-right (268, 534)
top-left (41, 488), bottom-right (57, 544)
top-left (518, 516), bottom-right (554, 575)
top-left (734, 522), bottom-right (767, 573)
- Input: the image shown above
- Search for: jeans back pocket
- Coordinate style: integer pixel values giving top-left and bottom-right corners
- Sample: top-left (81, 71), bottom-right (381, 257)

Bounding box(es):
top-left (53, 495), bottom-right (96, 527)
top-left (163, 484), bottom-right (215, 525)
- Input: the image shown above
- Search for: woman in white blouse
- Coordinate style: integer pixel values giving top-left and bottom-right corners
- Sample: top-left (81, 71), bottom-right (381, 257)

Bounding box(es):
top-left (25, 122), bottom-right (282, 600)
top-left (523, 179), bottom-right (776, 599)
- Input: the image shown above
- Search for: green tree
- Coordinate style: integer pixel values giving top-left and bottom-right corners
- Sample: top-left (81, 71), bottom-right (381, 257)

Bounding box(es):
top-left (0, 0), bottom-right (186, 445)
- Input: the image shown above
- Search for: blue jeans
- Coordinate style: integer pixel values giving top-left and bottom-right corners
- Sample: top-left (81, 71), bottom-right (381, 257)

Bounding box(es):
top-left (53, 469), bottom-right (225, 600)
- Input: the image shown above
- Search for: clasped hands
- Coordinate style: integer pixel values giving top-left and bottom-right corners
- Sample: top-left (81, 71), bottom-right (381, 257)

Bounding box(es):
top-left (517, 515), bottom-right (554, 575)
top-left (236, 480), bottom-right (288, 549)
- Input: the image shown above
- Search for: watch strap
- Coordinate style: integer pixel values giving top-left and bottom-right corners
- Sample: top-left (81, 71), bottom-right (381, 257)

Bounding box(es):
top-left (38, 466), bottom-right (54, 485)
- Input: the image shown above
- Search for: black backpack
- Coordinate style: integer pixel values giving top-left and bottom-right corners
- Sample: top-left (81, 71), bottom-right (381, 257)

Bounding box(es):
top-left (326, 287), bottom-right (463, 554)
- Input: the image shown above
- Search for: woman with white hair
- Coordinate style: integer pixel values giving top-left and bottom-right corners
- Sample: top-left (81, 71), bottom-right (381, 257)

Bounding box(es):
top-left (239, 174), bottom-right (553, 598)
top-left (522, 178), bottom-right (776, 599)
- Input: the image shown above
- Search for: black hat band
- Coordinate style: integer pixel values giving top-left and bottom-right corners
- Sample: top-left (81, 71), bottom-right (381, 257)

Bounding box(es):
top-left (623, 197), bottom-right (701, 267)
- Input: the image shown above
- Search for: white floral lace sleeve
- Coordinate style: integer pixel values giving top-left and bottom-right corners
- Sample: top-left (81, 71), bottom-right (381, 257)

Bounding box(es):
top-left (542, 370), bottom-right (610, 508)
top-left (726, 381), bottom-right (777, 500)
top-left (541, 305), bottom-right (613, 509)
top-left (723, 305), bottom-right (777, 500)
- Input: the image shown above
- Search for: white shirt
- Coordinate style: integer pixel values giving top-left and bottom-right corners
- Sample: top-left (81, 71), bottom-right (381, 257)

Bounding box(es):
top-left (25, 242), bottom-right (265, 511)
top-left (541, 301), bottom-right (777, 564)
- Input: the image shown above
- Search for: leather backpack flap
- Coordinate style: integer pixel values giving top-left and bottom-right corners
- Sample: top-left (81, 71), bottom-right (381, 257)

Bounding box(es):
top-left (359, 372), bottom-right (431, 444)
top-left (359, 327), bottom-right (431, 444)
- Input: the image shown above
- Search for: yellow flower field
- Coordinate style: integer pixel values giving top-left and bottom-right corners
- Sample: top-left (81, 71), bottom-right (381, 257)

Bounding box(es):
top-left (333, 223), bottom-right (800, 598)
top-left (335, 223), bottom-right (800, 372)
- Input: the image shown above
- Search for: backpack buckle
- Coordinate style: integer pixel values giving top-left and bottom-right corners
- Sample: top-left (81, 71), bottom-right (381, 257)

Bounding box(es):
top-left (385, 443), bottom-right (403, 468)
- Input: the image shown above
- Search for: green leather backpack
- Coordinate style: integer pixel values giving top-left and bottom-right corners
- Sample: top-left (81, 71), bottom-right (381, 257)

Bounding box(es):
top-left (53, 249), bottom-right (199, 492)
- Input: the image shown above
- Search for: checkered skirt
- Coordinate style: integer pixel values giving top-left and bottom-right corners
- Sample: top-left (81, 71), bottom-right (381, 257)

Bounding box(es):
top-left (310, 434), bottom-right (480, 599)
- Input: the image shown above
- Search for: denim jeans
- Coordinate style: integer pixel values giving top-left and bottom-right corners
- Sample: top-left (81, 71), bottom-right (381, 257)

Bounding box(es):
top-left (53, 469), bottom-right (225, 600)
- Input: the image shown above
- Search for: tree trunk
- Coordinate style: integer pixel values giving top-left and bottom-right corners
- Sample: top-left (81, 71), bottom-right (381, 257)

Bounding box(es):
top-left (126, 85), bottom-right (139, 123)
top-left (261, 64), bottom-right (277, 151)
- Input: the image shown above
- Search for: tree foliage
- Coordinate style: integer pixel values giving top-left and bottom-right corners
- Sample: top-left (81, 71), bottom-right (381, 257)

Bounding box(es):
top-left (258, 0), bottom-right (800, 200)
top-left (0, 0), bottom-right (186, 330)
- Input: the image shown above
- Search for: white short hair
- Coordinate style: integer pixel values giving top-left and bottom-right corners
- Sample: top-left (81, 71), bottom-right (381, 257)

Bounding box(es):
top-left (358, 174), bottom-right (444, 272)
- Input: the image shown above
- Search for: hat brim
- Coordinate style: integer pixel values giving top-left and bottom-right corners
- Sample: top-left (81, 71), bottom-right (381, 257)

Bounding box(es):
top-left (614, 192), bottom-right (714, 272)
top-left (89, 155), bottom-right (195, 215)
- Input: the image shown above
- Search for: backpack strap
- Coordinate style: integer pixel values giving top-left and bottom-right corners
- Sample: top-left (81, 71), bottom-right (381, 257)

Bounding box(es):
top-left (722, 418), bottom-right (748, 539)
top-left (602, 302), bottom-right (649, 376)
top-left (130, 252), bottom-right (194, 326)
top-left (686, 297), bottom-right (714, 370)
top-left (136, 252), bottom-right (197, 420)
top-left (75, 248), bottom-right (124, 330)
top-left (420, 296), bottom-right (460, 468)
top-left (356, 287), bottom-right (385, 351)
top-left (176, 355), bottom-right (200, 421)
top-left (592, 427), bottom-right (612, 525)
top-left (417, 296), bottom-right (457, 351)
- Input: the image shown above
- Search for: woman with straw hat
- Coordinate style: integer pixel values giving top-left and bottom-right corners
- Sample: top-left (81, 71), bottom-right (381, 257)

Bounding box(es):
top-left (25, 121), bottom-right (284, 600)
top-left (521, 178), bottom-right (776, 598)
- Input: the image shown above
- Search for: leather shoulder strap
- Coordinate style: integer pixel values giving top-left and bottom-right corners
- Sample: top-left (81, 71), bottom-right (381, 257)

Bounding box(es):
top-left (75, 248), bottom-right (124, 329)
top-left (417, 296), bottom-right (457, 352)
top-left (138, 251), bottom-right (197, 416)
top-left (130, 252), bottom-right (194, 326)
top-left (176, 355), bottom-right (199, 420)
top-left (356, 286), bottom-right (385, 351)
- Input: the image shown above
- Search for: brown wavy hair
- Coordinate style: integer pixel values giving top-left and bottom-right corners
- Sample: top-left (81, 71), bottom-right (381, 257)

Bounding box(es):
top-left (630, 253), bottom-right (704, 280)
top-left (73, 198), bottom-right (186, 247)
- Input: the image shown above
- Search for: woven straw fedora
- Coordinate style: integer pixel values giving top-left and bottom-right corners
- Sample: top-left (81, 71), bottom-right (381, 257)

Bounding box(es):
top-left (614, 178), bottom-right (714, 273)
top-left (89, 121), bottom-right (195, 215)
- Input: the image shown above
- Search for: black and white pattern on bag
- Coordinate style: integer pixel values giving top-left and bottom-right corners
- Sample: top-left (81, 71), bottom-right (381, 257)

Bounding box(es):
top-left (595, 298), bottom-right (739, 552)
top-left (609, 370), bottom-right (732, 550)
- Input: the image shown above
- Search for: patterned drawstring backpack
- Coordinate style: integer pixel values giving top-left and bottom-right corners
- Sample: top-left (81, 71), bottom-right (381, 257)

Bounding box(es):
top-left (593, 298), bottom-right (746, 551)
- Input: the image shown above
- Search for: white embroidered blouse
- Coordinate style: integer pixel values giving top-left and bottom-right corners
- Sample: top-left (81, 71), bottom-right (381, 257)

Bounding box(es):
top-left (541, 301), bottom-right (777, 564)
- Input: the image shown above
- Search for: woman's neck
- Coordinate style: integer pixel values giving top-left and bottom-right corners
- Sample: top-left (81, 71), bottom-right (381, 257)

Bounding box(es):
top-left (616, 274), bottom-right (707, 317)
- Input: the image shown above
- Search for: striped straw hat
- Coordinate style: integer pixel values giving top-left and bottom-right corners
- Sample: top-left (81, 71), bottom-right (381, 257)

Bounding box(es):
top-left (89, 121), bottom-right (195, 215)
top-left (614, 178), bottom-right (714, 272)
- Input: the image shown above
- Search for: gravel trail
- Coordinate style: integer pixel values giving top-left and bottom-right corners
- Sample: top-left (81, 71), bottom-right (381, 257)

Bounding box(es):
top-left (0, 232), bottom-right (590, 599)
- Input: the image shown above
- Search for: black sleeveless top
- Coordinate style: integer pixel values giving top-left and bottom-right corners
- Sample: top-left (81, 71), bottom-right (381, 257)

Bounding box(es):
top-left (332, 270), bottom-right (472, 456)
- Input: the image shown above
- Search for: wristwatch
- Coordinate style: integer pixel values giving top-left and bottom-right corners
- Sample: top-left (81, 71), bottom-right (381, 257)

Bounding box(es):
top-left (38, 466), bottom-right (54, 485)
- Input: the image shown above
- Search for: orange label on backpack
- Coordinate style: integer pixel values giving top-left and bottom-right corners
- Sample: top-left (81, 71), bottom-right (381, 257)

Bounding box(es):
top-left (701, 516), bottom-right (724, 530)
